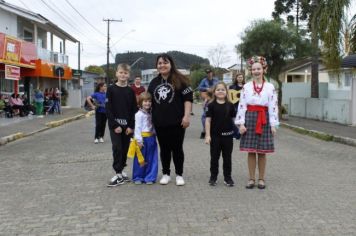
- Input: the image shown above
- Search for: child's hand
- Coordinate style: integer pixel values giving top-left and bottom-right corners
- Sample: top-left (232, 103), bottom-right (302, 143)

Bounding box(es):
top-left (114, 126), bottom-right (122, 134)
top-left (271, 126), bottom-right (277, 136)
top-left (239, 124), bottom-right (247, 135)
top-left (139, 162), bottom-right (146, 167)
top-left (205, 135), bottom-right (211, 145)
top-left (126, 128), bottom-right (133, 135)
top-left (138, 142), bottom-right (143, 149)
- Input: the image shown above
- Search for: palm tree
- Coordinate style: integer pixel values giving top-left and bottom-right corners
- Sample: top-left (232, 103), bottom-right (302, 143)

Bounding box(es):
top-left (309, 0), bottom-right (351, 97)
top-left (318, 0), bottom-right (351, 69)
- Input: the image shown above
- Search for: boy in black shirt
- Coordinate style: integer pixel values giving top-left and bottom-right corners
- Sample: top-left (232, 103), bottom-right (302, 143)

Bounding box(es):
top-left (106, 64), bottom-right (138, 187)
top-left (205, 82), bottom-right (236, 187)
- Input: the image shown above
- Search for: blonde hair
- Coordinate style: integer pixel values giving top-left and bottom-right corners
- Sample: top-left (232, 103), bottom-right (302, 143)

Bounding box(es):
top-left (138, 92), bottom-right (152, 108)
top-left (211, 81), bottom-right (230, 103)
top-left (116, 63), bottom-right (131, 72)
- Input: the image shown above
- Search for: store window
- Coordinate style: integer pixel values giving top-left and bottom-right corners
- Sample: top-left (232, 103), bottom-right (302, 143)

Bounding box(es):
top-left (23, 28), bottom-right (33, 42)
top-left (0, 70), bottom-right (15, 95)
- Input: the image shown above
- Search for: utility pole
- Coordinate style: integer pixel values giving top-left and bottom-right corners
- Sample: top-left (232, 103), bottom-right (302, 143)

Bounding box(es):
top-left (103, 18), bottom-right (122, 85)
top-left (311, 0), bottom-right (319, 98)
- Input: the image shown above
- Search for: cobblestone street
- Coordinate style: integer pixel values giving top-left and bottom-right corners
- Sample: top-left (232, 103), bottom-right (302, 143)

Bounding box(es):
top-left (0, 113), bottom-right (355, 235)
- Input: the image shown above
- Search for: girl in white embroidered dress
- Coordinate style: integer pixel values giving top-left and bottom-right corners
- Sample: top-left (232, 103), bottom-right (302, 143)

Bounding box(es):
top-left (234, 56), bottom-right (279, 190)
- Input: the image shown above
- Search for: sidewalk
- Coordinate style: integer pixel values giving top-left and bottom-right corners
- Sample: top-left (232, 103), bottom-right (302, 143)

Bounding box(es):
top-left (0, 107), bottom-right (91, 145)
top-left (281, 116), bottom-right (356, 147)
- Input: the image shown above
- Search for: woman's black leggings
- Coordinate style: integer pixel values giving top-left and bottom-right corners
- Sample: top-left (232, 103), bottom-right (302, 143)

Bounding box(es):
top-left (155, 125), bottom-right (186, 176)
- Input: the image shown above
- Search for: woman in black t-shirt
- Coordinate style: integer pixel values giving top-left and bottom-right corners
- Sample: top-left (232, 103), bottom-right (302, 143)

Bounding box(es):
top-left (148, 54), bottom-right (193, 186)
top-left (205, 82), bottom-right (236, 187)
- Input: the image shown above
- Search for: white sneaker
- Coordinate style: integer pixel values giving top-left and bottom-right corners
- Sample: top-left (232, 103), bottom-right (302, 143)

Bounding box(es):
top-left (99, 138), bottom-right (104, 143)
top-left (176, 176), bottom-right (185, 186)
top-left (94, 139), bottom-right (99, 144)
top-left (159, 175), bottom-right (171, 185)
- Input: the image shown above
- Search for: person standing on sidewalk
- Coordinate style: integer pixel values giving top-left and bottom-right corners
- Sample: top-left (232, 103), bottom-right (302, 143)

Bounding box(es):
top-left (34, 89), bottom-right (44, 118)
top-left (235, 56), bottom-right (279, 189)
top-left (148, 53), bottom-right (193, 186)
top-left (205, 82), bottom-right (236, 187)
top-left (86, 82), bottom-right (107, 144)
top-left (106, 64), bottom-right (138, 187)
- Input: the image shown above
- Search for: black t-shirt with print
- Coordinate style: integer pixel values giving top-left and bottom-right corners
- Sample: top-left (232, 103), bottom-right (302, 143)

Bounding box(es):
top-left (205, 100), bottom-right (236, 137)
top-left (148, 75), bottom-right (193, 128)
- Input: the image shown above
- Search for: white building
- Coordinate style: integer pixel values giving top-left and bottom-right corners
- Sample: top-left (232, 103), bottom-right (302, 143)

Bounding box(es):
top-left (141, 69), bottom-right (190, 87)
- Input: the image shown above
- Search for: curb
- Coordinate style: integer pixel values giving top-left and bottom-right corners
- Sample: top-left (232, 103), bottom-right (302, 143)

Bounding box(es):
top-left (45, 114), bottom-right (85, 128)
top-left (281, 122), bottom-right (356, 147)
top-left (0, 111), bottom-right (94, 146)
top-left (0, 132), bottom-right (24, 146)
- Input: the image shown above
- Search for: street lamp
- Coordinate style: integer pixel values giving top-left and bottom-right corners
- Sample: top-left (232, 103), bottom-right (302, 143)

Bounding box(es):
top-left (130, 57), bottom-right (144, 68)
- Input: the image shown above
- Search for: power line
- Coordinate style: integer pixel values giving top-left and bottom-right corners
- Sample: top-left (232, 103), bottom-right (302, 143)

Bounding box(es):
top-left (18, 0), bottom-right (30, 10)
top-left (64, 0), bottom-right (106, 37)
top-left (38, 0), bottom-right (106, 49)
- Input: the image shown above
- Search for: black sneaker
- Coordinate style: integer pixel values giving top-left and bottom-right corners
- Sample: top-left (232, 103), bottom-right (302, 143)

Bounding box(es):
top-left (209, 177), bottom-right (217, 186)
top-left (200, 132), bottom-right (206, 139)
top-left (224, 178), bottom-right (235, 187)
top-left (107, 174), bottom-right (124, 187)
top-left (121, 172), bottom-right (130, 182)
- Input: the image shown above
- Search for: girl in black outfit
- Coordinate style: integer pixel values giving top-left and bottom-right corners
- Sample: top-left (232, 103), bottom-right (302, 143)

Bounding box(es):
top-left (205, 82), bottom-right (236, 187)
top-left (148, 54), bottom-right (193, 186)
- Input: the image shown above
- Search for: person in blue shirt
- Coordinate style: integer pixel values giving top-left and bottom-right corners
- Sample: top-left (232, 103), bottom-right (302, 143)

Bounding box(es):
top-left (34, 89), bottom-right (44, 117)
top-left (86, 82), bottom-right (107, 144)
top-left (197, 69), bottom-right (219, 139)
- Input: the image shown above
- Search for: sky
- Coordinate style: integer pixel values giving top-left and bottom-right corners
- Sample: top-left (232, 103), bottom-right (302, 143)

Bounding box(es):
top-left (0, 0), bottom-right (308, 69)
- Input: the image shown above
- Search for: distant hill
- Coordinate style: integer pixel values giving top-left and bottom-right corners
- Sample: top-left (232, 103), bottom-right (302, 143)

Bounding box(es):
top-left (114, 51), bottom-right (210, 69)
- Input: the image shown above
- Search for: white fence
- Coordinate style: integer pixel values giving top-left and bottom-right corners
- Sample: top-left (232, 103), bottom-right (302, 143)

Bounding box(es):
top-left (289, 98), bottom-right (352, 124)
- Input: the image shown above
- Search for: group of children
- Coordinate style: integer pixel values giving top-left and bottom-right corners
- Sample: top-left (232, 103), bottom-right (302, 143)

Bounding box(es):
top-left (106, 55), bottom-right (278, 189)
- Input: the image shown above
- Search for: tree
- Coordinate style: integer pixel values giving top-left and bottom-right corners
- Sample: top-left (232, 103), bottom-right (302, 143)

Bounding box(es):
top-left (207, 44), bottom-right (231, 68)
top-left (84, 65), bottom-right (105, 76)
top-left (350, 14), bottom-right (356, 54)
top-left (273, 0), bottom-right (352, 98)
top-left (272, 0), bottom-right (312, 32)
top-left (318, 0), bottom-right (351, 69)
top-left (236, 20), bottom-right (312, 106)
top-left (237, 20), bottom-right (311, 79)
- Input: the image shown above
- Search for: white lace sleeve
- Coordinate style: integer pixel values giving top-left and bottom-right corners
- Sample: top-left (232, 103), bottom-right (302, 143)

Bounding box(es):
top-left (268, 85), bottom-right (279, 127)
top-left (134, 112), bottom-right (143, 143)
top-left (235, 86), bottom-right (247, 125)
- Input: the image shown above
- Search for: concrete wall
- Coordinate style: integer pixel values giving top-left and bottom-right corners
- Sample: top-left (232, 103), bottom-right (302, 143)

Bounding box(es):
top-left (290, 98), bottom-right (352, 125)
top-left (0, 9), bottom-right (17, 36)
top-left (306, 98), bottom-right (323, 120)
top-left (328, 90), bottom-right (351, 100)
top-left (352, 77), bottom-right (356, 126)
top-left (282, 82), bottom-right (328, 106)
top-left (323, 99), bottom-right (351, 124)
top-left (67, 89), bottom-right (81, 108)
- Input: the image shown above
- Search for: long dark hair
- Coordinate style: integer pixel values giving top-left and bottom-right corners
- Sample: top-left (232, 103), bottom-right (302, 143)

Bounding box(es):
top-left (95, 82), bottom-right (106, 92)
top-left (155, 53), bottom-right (190, 90)
top-left (233, 73), bottom-right (245, 85)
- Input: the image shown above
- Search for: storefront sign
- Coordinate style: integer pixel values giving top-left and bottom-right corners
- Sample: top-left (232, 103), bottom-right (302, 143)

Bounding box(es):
top-left (0, 33), bottom-right (36, 68)
top-left (4, 36), bottom-right (21, 63)
top-left (5, 65), bottom-right (21, 80)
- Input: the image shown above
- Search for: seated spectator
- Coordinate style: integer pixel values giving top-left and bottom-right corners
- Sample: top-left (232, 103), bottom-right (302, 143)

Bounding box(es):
top-left (21, 94), bottom-right (35, 115)
top-left (0, 94), bottom-right (5, 111)
top-left (9, 93), bottom-right (24, 116)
